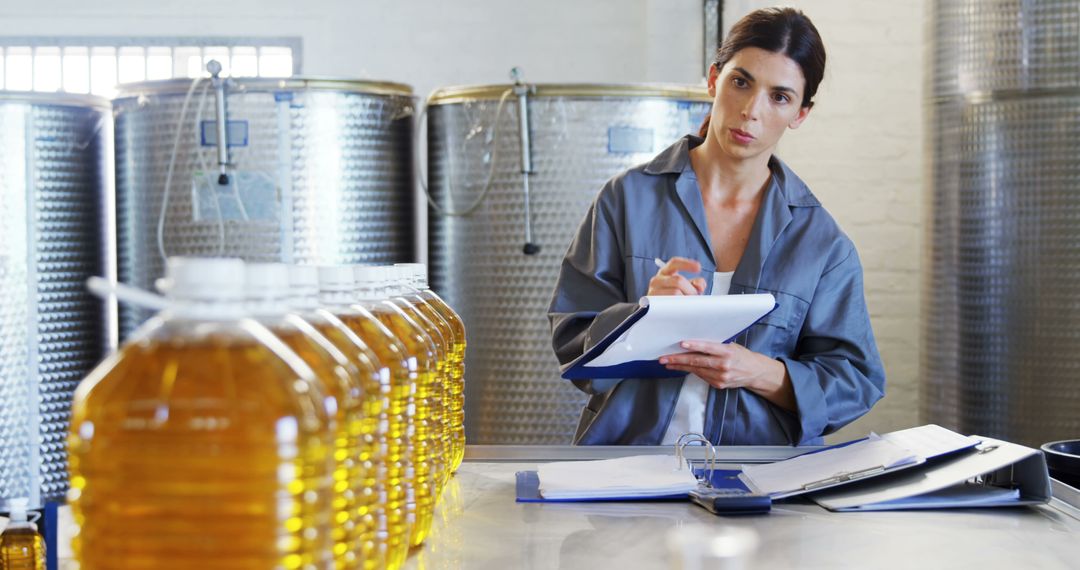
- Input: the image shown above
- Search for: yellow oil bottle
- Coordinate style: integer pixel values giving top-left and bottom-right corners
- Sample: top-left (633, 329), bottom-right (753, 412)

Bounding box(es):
top-left (352, 266), bottom-right (439, 548)
top-left (68, 258), bottom-right (334, 570)
top-left (395, 264), bottom-right (467, 473)
top-left (0, 499), bottom-right (44, 570)
top-left (246, 263), bottom-right (375, 570)
top-left (384, 265), bottom-right (452, 490)
top-left (315, 266), bottom-right (414, 569)
top-left (288, 265), bottom-right (393, 570)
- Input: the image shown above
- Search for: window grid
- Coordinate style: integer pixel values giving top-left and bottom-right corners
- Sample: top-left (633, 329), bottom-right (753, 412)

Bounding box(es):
top-left (0, 39), bottom-right (299, 98)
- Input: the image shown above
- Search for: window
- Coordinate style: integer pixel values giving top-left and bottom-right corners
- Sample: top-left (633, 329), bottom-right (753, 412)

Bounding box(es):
top-left (0, 37), bottom-right (301, 98)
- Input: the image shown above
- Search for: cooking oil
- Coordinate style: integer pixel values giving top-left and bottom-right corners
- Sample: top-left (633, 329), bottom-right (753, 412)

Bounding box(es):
top-left (385, 266), bottom-right (452, 490)
top-left (247, 263), bottom-right (373, 570)
top-left (352, 266), bottom-right (439, 548)
top-left (396, 264), bottom-right (467, 474)
top-left (290, 265), bottom-right (395, 570)
top-left (68, 257), bottom-right (333, 570)
top-left (315, 266), bottom-right (414, 569)
top-left (0, 499), bottom-right (44, 570)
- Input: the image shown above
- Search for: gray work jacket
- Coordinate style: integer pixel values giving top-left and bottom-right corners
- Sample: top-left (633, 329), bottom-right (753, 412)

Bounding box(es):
top-left (548, 135), bottom-right (886, 446)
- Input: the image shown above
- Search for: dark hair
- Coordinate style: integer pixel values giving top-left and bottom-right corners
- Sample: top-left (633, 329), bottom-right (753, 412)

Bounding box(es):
top-left (699, 7), bottom-right (826, 137)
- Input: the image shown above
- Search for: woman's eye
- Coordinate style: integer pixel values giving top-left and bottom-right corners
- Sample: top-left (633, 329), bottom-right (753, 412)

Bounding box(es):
top-left (772, 93), bottom-right (790, 104)
top-left (732, 77), bottom-right (748, 88)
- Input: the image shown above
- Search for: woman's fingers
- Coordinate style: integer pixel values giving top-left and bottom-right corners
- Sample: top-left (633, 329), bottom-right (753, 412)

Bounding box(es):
top-left (658, 257), bottom-right (702, 276)
top-left (690, 277), bottom-right (707, 294)
top-left (648, 274), bottom-right (700, 296)
top-left (679, 340), bottom-right (734, 357)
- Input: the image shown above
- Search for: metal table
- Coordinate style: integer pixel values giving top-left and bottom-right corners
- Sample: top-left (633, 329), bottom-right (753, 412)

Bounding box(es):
top-left (403, 445), bottom-right (1080, 569)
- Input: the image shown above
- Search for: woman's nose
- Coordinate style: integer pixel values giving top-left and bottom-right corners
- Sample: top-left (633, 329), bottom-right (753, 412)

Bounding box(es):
top-left (741, 92), bottom-right (765, 120)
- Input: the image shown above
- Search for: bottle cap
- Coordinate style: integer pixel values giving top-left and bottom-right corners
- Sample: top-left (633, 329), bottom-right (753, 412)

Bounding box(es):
top-left (160, 257), bottom-right (245, 303)
top-left (245, 263), bottom-right (291, 317)
top-left (395, 263), bottom-right (428, 289)
top-left (289, 265), bottom-right (321, 311)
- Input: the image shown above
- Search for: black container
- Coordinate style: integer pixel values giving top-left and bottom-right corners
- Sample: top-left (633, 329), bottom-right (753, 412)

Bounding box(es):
top-left (1041, 440), bottom-right (1080, 489)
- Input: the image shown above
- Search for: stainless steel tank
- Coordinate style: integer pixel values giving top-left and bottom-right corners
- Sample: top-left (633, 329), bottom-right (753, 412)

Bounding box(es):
top-left (114, 78), bottom-right (415, 336)
top-left (0, 92), bottom-right (111, 509)
top-left (924, 0), bottom-right (1080, 446)
top-left (426, 84), bottom-right (711, 444)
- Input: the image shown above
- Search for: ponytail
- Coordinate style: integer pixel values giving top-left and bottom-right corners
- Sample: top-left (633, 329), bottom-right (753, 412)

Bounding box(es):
top-left (698, 114), bottom-right (711, 138)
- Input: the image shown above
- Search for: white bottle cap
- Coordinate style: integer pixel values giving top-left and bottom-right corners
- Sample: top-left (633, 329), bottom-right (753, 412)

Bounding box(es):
top-left (318, 265), bottom-right (356, 293)
top-left (395, 263), bottom-right (428, 289)
top-left (8, 498), bottom-right (28, 523)
top-left (161, 257), bottom-right (245, 304)
top-left (354, 265), bottom-right (387, 301)
top-left (318, 265), bottom-right (357, 306)
top-left (289, 265), bottom-right (321, 311)
top-left (245, 263), bottom-right (291, 317)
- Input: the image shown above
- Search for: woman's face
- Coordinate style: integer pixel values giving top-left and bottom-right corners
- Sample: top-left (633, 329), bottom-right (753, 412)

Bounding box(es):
top-left (706, 47), bottom-right (812, 161)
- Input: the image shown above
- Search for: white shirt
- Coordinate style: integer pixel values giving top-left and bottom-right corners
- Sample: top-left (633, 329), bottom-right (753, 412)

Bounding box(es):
top-left (660, 271), bottom-right (734, 445)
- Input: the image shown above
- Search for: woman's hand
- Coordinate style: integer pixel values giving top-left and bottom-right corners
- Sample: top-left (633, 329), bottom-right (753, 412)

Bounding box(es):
top-left (660, 340), bottom-right (796, 411)
top-left (648, 257), bottom-right (707, 296)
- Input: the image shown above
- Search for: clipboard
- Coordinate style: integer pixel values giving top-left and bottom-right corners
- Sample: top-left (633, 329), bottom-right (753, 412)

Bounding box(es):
top-left (560, 294), bottom-right (778, 380)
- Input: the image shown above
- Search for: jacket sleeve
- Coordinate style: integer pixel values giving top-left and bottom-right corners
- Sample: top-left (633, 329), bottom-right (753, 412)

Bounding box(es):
top-left (548, 178), bottom-right (639, 395)
top-left (778, 246), bottom-right (886, 444)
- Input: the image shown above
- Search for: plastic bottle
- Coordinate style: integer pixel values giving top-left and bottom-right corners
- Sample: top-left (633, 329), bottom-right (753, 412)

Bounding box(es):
top-left (68, 257), bottom-right (334, 570)
top-left (314, 266), bottom-right (415, 569)
top-left (396, 264), bottom-right (467, 473)
top-left (384, 266), bottom-right (452, 490)
top-left (0, 499), bottom-right (44, 570)
top-left (246, 263), bottom-right (374, 570)
top-left (288, 265), bottom-right (395, 570)
top-left (352, 266), bottom-right (439, 548)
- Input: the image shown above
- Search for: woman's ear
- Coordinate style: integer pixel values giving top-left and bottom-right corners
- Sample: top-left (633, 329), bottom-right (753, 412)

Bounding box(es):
top-left (788, 103), bottom-right (812, 130)
top-left (707, 64), bottom-right (720, 97)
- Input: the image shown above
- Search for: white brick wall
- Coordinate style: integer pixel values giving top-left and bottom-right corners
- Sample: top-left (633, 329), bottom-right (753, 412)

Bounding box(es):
top-left (725, 1), bottom-right (926, 441)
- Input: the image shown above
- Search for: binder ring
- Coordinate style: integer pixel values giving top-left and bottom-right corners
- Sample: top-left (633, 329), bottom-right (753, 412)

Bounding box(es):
top-left (675, 432), bottom-right (718, 488)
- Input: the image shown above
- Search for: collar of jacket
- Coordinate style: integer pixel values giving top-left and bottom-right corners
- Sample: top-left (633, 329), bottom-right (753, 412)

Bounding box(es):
top-left (641, 135), bottom-right (821, 289)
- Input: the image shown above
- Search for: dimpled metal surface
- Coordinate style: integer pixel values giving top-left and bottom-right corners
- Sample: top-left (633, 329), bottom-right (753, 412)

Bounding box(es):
top-left (0, 95), bottom-right (110, 509)
top-left (114, 79), bottom-right (415, 337)
top-left (924, 0), bottom-right (1080, 446)
top-left (427, 86), bottom-right (710, 444)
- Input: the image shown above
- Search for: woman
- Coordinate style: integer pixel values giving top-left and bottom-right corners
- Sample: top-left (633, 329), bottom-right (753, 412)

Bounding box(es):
top-left (548, 7), bottom-right (885, 446)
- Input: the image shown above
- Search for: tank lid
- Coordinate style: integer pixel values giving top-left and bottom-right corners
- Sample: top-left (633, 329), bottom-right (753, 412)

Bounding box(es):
top-left (0, 90), bottom-right (111, 110)
top-left (114, 76), bottom-right (413, 99)
top-left (427, 83), bottom-right (711, 105)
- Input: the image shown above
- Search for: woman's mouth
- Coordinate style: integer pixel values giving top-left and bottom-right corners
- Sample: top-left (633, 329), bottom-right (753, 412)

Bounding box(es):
top-left (729, 128), bottom-right (755, 144)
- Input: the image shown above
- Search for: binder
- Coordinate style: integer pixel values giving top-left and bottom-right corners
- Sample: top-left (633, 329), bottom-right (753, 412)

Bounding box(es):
top-left (560, 294), bottom-right (777, 380)
top-left (808, 436), bottom-right (1052, 511)
top-left (515, 433), bottom-right (750, 503)
top-left (738, 424), bottom-right (981, 499)
top-left (514, 468), bottom-right (749, 503)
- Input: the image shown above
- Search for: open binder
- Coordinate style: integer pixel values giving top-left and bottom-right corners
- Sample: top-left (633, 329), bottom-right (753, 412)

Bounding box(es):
top-left (807, 435), bottom-right (1052, 511)
top-left (560, 294), bottom-right (777, 379)
top-left (514, 426), bottom-right (1051, 512)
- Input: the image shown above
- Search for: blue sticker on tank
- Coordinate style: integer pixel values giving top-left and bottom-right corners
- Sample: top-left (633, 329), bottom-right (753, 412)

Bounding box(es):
top-left (608, 126), bottom-right (655, 154)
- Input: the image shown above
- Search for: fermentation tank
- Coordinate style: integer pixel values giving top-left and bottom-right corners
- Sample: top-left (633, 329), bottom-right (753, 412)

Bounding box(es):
top-left (0, 92), bottom-right (111, 509)
top-left (426, 84), bottom-right (711, 444)
top-left (924, 0), bottom-right (1080, 445)
top-left (113, 77), bottom-right (416, 336)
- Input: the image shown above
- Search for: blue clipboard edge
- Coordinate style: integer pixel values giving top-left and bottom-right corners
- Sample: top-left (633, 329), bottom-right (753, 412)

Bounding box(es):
top-left (560, 301), bottom-right (780, 380)
top-left (515, 468), bottom-right (750, 503)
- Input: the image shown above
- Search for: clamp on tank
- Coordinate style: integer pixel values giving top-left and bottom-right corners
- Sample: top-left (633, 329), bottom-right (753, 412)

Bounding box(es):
top-left (511, 67), bottom-right (541, 255)
top-left (207, 60), bottom-right (232, 186)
